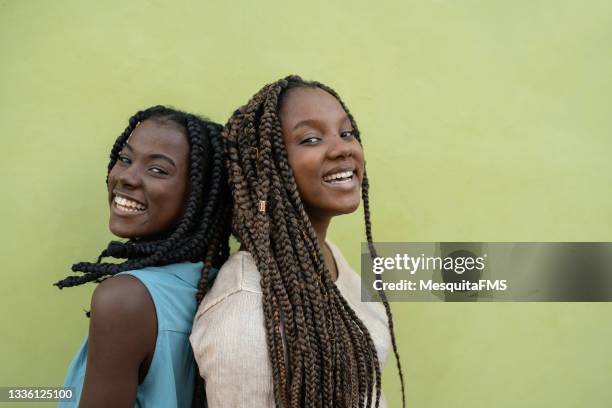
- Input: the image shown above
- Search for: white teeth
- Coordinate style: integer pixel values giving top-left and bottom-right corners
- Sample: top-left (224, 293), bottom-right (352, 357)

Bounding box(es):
top-left (323, 170), bottom-right (354, 182)
top-left (114, 195), bottom-right (146, 211)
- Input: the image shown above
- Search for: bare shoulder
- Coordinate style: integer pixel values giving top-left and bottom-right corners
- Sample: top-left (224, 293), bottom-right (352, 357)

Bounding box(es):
top-left (79, 275), bottom-right (157, 405)
top-left (90, 274), bottom-right (155, 328)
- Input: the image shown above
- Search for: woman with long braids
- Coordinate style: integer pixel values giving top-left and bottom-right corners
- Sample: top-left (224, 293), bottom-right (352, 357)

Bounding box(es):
top-left (55, 106), bottom-right (231, 407)
top-left (190, 76), bottom-right (405, 407)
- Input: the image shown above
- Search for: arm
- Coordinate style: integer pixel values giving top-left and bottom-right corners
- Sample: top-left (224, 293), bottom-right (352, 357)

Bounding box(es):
top-left (190, 290), bottom-right (274, 408)
top-left (79, 275), bottom-right (156, 408)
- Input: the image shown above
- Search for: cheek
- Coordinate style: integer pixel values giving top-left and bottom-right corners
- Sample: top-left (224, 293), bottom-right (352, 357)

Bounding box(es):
top-left (354, 143), bottom-right (365, 162)
top-left (289, 158), bottom-right (320, 194)
top-left (107, 167), bottom-right (119, 189)
top-left (151, 180), bottom-right (189, 218)
top-left (354, 146), bottom-right (365, 179)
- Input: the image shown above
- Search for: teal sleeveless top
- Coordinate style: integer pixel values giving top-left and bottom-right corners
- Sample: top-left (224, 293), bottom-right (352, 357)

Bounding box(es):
top-left (60, 262), bottom-right (215, 408)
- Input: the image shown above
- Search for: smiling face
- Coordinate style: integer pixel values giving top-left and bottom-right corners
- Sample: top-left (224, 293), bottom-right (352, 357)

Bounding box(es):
top-left (279, 86), bottom-right (365, 224)
top-left (107, 118), bottom-right (190, 239)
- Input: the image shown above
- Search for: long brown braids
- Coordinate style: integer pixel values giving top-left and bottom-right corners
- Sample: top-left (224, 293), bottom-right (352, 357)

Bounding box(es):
top-left (222, 75), bottom-right (406, 407)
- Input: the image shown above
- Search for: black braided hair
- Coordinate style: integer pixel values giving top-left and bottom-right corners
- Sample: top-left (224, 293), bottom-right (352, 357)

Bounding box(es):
top-left (54, 105), bottom-right (232, 307)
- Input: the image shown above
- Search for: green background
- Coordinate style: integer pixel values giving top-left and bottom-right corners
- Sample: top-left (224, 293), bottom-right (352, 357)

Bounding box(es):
top-left (1, 0), bottom-right (611, 406)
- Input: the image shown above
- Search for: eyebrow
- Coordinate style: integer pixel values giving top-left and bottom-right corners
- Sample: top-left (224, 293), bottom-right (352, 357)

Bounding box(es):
top-left (292, 115), bottom-right (351, 131)
top-left (150, 154), bottom-right (176, 167)
top-left (122, 143), bottom-right (177, 167)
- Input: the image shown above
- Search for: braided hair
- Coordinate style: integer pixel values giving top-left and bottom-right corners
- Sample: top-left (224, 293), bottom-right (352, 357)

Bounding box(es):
top-left (54, 105), bottom-right (232, 308)
top-left (224, 76), bottom-right (405, 407)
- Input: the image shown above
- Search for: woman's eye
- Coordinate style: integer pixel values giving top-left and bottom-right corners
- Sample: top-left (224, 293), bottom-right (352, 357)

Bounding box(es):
top-left (150, 167), bottom-right (168, 175)
top-left (341, 130), bottom-right (355, 139)
top-left (300, 136), bottom-right (321, 145)
top-left (118, 155), bottom-right (131, 164)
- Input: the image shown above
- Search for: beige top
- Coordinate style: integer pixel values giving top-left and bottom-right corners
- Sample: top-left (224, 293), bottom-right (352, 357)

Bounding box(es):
top-left (190, 241), bottom-right (390, 407)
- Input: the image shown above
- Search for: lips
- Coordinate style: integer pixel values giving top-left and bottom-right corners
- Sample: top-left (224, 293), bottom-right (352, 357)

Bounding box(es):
top-left (111, 192), bottom-right (147, 214)
top-left (322, 168), bottom-right (356, 185)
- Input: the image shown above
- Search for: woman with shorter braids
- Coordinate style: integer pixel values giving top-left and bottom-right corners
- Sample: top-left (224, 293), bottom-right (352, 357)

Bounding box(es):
top-left (55, 106), bottom-right (231, 407)
top-left (190, 76), bottom-right (405, 408)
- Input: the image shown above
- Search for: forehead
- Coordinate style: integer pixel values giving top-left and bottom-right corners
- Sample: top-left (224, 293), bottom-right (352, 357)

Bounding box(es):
top-left (126, 119), bottom-right (189, 156)
top-left (279, 87), bottom-right (348, 126)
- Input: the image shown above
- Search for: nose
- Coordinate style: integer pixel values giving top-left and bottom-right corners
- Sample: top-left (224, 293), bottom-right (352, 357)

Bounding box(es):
top-left (327, 134), bottom-right (353, 160)
top-left (116, 165), bottom-right (142, 190)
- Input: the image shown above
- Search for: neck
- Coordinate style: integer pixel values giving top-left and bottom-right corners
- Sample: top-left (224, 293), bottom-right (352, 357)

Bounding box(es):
top-left (308, 214), bottom-right (330, 249)
top-left (307, 213), bottom-right (340, 281)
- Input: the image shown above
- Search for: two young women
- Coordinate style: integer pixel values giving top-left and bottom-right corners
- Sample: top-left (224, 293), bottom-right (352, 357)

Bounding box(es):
top-left (58, 76), bottom-right (405, 407)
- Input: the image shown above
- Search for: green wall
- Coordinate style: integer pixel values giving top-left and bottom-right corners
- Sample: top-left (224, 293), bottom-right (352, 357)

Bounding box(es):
top-left (1, 0), bottom-right (611, 406)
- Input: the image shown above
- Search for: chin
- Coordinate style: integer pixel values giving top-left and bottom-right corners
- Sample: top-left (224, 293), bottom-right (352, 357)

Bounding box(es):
top-left (109, 222), bottom-right (139, 239)
top-left (330, 200), bottom-right (361, 217)
top-left (110, 229), bottom-right (136, 239)
top-left (340, 195), bottom-right (362, 213)
top-left (341, 203), bottom-right (361, 215)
